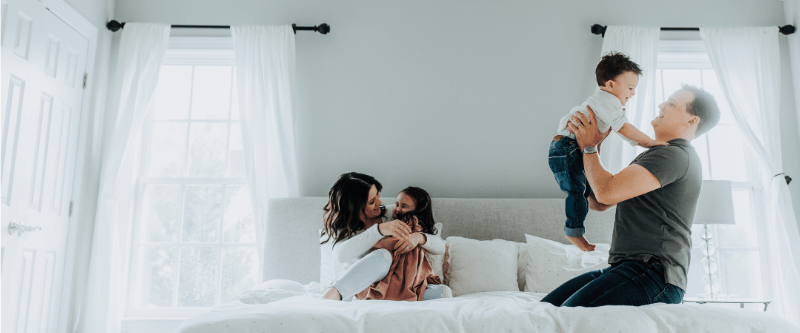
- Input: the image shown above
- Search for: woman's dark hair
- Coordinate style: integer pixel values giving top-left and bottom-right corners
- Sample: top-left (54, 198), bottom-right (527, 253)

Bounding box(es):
top-left (595, 51), bottom-right (642, 86)
top-left (399, 186), bottom-right (437, 235)
top-left (321, 172), bottom-right (385, 246)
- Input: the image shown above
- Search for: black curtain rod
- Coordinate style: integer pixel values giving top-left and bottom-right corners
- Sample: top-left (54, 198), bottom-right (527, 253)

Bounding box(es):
top-left (591, 24), bottom-right (795, 37)
top-left (105, 20), bottom-right (330, 34)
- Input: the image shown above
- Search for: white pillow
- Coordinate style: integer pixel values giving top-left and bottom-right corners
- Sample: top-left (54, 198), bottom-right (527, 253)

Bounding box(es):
top-left (523, 234), bottom-right (610, 294)
top-left (425, 223), bottom-right (445, 279)
top-left (445, 236), bottom-right (519, 297)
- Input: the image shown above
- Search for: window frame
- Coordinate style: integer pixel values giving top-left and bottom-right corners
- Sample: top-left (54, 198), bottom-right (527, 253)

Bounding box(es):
top-left (124, 37), bottom-right (259, 319)
top-left (657, 40), bottom-right (771, 299)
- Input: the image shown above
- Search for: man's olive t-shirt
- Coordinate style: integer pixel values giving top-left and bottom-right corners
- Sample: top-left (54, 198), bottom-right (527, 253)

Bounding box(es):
top-left (608, 138), bottom-right (702, 290)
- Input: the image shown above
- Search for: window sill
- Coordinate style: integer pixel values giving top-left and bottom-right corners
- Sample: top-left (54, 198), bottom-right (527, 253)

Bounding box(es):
top-left (121, 318), bottom-right (186, 333)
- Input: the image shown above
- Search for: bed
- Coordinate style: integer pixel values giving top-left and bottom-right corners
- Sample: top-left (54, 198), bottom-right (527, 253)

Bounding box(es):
top-left (176, 197), bottom-right (799, 332)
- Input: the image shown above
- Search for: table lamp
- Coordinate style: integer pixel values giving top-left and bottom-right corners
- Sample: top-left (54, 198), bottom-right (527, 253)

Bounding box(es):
top-left (693, 180), bottom-right (736, 299)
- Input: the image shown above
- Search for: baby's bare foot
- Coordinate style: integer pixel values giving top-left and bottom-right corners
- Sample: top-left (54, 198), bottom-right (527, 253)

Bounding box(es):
top-left (566, 235), bottom-right (596, 252)
top-left (322, 287), bottom-right (342, 300)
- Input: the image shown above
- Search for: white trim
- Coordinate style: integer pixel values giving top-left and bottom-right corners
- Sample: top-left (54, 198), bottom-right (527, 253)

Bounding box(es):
top-left (140, 178), bottom-right (247, 185)
top-left (36, 1), bottom-right (100, 333)
top-left (657, 40), bottom-right (712, 69)
top-left (168, 36), bottom-right (233, 50)
top-left (40, 0), bottom-right (98, 39)
top-left (163, 37), bottom-right (235, 66)
top-left (121, 318), bottom-right (185, 333)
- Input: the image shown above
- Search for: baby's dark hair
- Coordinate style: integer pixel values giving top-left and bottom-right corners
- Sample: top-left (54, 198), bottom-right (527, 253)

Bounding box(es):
top-left (596, 52), bottom-right (642, 86)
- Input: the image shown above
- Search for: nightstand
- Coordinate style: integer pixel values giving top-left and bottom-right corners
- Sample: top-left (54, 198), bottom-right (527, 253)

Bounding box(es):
top-left (682, 297), bottom-right (772, 312)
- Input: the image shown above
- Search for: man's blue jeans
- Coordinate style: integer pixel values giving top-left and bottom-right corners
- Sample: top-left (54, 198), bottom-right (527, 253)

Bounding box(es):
top-left (540, 259), bottom-right (685, 307)
top-left (549, 136), bottom-right (590, 237)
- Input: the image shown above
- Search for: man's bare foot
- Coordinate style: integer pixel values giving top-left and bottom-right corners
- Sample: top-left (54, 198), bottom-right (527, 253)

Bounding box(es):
top-left (322, 287), bottom-right (342, 300)
top-left (566, 235), bottom-right (596, 252)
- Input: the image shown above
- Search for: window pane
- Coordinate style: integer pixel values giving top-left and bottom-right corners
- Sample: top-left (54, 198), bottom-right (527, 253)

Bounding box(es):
top-left (146, 122), bottom-right (187, 177)
top-left (686, 245), bottom-right (705, 297)
top-left (190, 66), bottom-right (232, 119)
top-left (182, 186), bottom-right (223, 243)
top-left (142, 185), bottom-right (182, 242)
top-left (220, 247), bottom-right (258, 302)
top-left (153, 66), bottom-right (192, 119)
top-left (223, 186), bottom-right (254, 243)
top-left (228, 124), bottom-right (245, 178)
top-left (662, 69), bottom-right (702, 96)
top-left (719, 250), bottom-right (763, 298)
top-left (701, 70), bottom-right (736, 126)
top-left (187, 122), bottom-right (228, 177)
top-left (694, 137), bottom-right (712, 180)
top-left (707, 125), bottom-right (747, 182)
top-left (139, 246), bottom-right (177, 307)
top-left (178, 247), bottom-right (219, 307)
top-left (717, 190), bottom-right (758, 247)
top-left (231, 71), bottom-right (239, 120)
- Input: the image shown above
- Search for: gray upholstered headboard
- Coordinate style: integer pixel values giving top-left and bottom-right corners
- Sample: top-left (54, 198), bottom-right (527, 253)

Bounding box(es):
top-left (263, 197), bottom-right (616, 284)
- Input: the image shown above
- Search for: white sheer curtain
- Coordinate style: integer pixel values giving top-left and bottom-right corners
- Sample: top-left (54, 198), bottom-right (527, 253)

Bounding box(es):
top-left (598, 26), bottom-right (660, 173)
top-left (231, 26), bottom-right (300, 272)
top-left (79, 23), bottom-right (170, 333)
top-left (701, 27), bottom-right (800, 326)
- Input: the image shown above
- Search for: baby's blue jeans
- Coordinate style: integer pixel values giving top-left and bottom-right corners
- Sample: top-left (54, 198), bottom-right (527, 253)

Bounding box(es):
top-left (331, 249), bottom-right (447, 301)
top-left (548, 136), bottom-right (591, 237)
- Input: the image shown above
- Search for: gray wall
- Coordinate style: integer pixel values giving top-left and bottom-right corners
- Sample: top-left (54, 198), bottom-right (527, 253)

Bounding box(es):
top-left (114, 0), bottom-right (800, 225)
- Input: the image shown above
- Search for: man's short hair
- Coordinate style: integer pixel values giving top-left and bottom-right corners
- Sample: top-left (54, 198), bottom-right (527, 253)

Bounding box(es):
top-left (595, 52), bottom-right (643, 86)
top-left (681, 84), bottom-right (721, 137)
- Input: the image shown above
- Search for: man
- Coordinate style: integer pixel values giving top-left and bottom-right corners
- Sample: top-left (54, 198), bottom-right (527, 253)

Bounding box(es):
top-left (541, 85), bottom-right (721, 307)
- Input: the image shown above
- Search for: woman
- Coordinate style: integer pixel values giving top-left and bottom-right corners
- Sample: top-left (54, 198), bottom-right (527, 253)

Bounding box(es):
top-left (320, 172), bottom-right (450, 301)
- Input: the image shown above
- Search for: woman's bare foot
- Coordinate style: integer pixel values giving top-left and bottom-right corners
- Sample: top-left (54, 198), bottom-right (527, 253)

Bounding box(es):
top-left (322, 287), bottom-right (342, 300)
top-left (566, 235), bottom-right (596, 252)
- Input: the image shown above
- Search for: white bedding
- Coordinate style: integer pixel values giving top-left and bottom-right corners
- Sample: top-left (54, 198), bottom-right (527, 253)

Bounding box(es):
top-left (176, 280), bottom-right (799, 333)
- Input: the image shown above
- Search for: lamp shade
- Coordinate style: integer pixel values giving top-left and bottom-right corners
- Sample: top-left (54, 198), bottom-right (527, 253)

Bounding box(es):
top-left (693, 180), bottom-right (736, 225)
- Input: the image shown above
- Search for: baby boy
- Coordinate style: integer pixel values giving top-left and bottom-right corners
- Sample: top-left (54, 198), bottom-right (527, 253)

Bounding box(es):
top-left (549, 51), bottom-right (667, 251)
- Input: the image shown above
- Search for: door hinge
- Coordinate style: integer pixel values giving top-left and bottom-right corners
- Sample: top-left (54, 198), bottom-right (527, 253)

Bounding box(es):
top-left (69, 200), bottom-right (74, 217)
top-left (82, 73), bottom-right (88, 89)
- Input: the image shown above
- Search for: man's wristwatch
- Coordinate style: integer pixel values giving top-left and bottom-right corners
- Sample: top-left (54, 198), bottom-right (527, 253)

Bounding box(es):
top-left (582, 146), bottom-right (598, 154)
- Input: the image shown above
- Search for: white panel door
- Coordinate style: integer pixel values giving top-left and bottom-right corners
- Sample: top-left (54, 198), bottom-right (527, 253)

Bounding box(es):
top-left (1, 0), bottom-right (89, 332)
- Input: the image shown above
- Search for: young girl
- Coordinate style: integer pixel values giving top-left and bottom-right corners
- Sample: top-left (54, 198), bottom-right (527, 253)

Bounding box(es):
top-left (320, 173), bottom-right (449, 301)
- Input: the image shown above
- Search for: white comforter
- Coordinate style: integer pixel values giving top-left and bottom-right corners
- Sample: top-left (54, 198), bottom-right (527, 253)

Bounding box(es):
top-left (176, 280), bottom-right (799, 333)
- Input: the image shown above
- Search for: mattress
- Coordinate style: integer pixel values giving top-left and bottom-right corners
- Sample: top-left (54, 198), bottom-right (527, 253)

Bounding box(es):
top-left (176, 279), bottom-right (800, 333)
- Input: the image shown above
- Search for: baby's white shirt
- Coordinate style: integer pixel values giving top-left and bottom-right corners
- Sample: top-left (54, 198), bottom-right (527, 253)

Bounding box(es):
top-left (556, 89), bottom-right (638, 146)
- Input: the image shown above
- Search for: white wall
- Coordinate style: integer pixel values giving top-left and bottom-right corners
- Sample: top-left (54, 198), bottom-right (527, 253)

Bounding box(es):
top-left (114, 0), bottom-right (800, 225)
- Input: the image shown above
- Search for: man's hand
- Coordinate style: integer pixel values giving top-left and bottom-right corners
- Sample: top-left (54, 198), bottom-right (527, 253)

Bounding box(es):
top-left (566, 106), bottom-right (612, 150)
top-left (394, 233), bottom-right (425, 255)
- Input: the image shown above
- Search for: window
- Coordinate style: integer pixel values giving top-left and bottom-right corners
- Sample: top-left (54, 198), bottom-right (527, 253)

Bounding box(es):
top-left (126, 38), bottom-right (259, 317)
top-left (656, 41), bottom-right (768, 300)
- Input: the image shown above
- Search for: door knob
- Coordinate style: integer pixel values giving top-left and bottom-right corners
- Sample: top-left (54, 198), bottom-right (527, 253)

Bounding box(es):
top-left (7, 221), bottom-right (41, 236)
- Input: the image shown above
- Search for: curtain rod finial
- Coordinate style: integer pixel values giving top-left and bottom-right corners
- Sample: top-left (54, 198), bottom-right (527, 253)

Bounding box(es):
top-left (317, 23), bottom-right (330, 34)
top-left (591, 24), bottom-right (606, 37)
top-left (107, 20), bottom-right (124, 32)
top-left (779, 25), bottom-right (796, 35)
